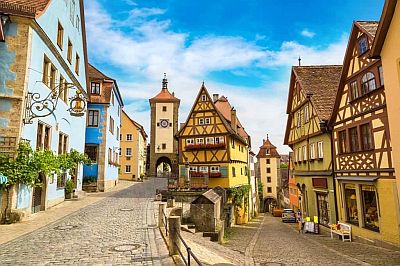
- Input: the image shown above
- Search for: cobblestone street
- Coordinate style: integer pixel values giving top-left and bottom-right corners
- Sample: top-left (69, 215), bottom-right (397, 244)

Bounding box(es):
top-left (0, 178), bottom-right (172, 265)
top-left (224, 214), bottom-right (400, 266)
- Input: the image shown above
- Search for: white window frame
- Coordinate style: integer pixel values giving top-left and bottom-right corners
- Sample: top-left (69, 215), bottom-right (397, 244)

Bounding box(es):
top-left (125, 165), bottom-right (131, 173)
top-left (199, 118), bottom-right (204, 125)
top-left (196, 138), bottom-right (204, 145)
top-left (302, 146), bottom-right (307, 161)
top-left (189, 166), bottom-right (198, 172)
top-left (206, 137), bottom-right (214, 144)
top-left (210, 166), bottom-right (220, 173)
top-left (205, 118), bottom-right (211, 124)
top-left (310, 143), bottom-right (316, 159)
top-left (199, 166), bottom-right (208, 173)
top-left (186, 138), bottom-right (194, 145)
top-left (215, 136), bottom-right (224, 144)
top-left (126, 134), bottom-right (133, 141)
top-left (317, 141), bottom-right (324, 159)
top-left (201, 95), bottom-right (206, 101)
top-left (126, 148), bottom-right (132, 156)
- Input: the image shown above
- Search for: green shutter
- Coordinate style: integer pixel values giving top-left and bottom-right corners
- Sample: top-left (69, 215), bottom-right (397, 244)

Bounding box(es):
top-left (179, 165), bottom-right (186, 177)
top-left (220, 166), bottom-right (228, 177)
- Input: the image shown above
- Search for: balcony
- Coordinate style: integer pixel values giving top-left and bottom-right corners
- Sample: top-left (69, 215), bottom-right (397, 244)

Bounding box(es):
top-left (185, 143), bottom-right (226, 150)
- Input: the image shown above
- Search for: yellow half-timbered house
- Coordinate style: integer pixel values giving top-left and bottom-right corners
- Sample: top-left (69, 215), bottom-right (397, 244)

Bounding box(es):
top-left (284, 65), bottom-right (342, 226)
top-left (330, 21), bottom-right (400, 245)
top-left (176, 84), bottom-right (251, 224)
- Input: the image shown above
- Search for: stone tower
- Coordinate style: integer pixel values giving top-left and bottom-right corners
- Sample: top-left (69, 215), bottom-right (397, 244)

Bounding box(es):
top-left (149, 74), bottom-right (180, 177)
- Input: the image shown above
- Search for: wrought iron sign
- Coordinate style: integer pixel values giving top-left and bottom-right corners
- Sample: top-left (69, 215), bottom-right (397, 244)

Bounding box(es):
top-left (24, 83), bottom-right (87, 124)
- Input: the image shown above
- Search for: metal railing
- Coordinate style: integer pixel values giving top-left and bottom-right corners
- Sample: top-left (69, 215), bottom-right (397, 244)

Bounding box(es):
top-left (161, 209), bottom-right (168, 236)
top-left (176, 232), bottom-right (203, 266)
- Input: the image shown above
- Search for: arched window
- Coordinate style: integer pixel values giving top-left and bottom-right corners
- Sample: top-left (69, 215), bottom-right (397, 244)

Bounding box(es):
top-left (361, 72), bottom-right (376, 95)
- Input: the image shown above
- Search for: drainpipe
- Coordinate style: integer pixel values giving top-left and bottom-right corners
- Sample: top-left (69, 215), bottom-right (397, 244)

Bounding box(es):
top-left (328, 123), bottom-right (339, 223)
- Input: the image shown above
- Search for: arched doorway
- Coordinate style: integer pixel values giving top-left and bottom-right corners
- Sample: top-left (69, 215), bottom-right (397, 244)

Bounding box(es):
top-left (263, 197), bottom-right (277, 213)
top-left (156, 157), bottom-right (172, 178)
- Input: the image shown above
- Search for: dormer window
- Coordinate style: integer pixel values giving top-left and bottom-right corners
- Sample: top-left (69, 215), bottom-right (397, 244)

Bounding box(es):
top-left (201, 95), bottom-right (206, 102)
top-left (266, 149), bottom-right (270, 155)
top-left (91, 82), bottom-right (100, 94)
top-left (358, 36), bottom-right (369, 55)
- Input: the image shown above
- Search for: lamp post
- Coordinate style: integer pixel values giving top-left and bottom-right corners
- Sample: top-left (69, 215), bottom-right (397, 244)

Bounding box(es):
top-left (23, 82), bottom-right (87, 124)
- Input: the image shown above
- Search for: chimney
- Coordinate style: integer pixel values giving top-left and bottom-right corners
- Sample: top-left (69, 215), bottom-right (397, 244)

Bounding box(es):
top-left (213, 94), bottom-right (219, 102)
top-left (231, 107), bottom-right (237, 133)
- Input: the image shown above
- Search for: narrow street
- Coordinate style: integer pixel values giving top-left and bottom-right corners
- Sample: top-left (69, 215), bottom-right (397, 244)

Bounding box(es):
top-left (0, 178), bottom-right (171, 265)
top-left (224, 214), bottom-right (400, 266)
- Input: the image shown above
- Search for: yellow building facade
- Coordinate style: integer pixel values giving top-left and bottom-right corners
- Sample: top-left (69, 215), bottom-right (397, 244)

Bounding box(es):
top-left (331, 21), bottom-right (400, 246)
top-left (371, 0), bottom-right (400, 208)
top-left (176, 84), bottom-right (250, 224)
top-left (119, 110), bottom-right (147, 181)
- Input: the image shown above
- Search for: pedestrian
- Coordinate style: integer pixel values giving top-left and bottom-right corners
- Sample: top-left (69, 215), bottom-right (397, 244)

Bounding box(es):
top-left (296, 209), bottom-right (303, 233)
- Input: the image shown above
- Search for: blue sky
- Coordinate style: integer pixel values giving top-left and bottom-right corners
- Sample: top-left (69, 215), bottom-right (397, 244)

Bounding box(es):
top-left (85, 0), bottom-right (384, 153)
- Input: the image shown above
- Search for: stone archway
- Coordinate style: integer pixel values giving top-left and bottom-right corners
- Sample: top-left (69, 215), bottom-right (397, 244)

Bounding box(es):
top-left (263, 197), bottom-right (276, 213)
top-left (156, 156), bottom-right (172, 178)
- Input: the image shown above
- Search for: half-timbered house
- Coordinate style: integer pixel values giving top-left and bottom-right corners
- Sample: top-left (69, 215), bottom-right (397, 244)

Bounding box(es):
top-left (176, 83), bottom-right (250, 224)
top-left (330, 21), bottom-right (400, 245)
top-left (284, 65), bottom-right (342, 226)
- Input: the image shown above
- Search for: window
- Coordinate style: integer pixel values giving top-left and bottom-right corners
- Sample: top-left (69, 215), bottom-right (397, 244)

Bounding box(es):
top-left (231, 139), bottom-right (235, 148)
top-left (199, 166), bottom-right (208, 173)
top-left (267, 187), bottom-right (272, 193)
top-left (267, 176), bottom-right (271, 183)
top-left (345, 184), bottom-right (358, 224)
top-left (108, 148), bottom-right (112, 163)
top-left (196, 138), bottom-right (204, 145)
top-left (317, 142), bottom-right (324, 159)
top-left (58, 132), bottom-right (68, 154)
top-left (111, 92), bottom-right (115, 105)
top-left (361, 72), bottom-right (376, 95)
top-left (199, 118), bottom-right (204, 125)
top-left (70, 0), bottom-right (76, 23)
top-left (358, 36), bottom-right (369, 55)
top-left (84, 145), bottom-right (97, 162)
top-left (59, 75), bottom-right (68, 104)
top-left (162, 143), bottom-right (166, 150)
top-left (210, 166), bottom-right (220, 173)
top-left (302, 145), bottom-right (307, 161)
top-left (119, 148), bottom-right (121, 156)
top-left (186, 138), bottom-right (194, 145)
top-left (310, 143), bottom-right (316, 159)
top-left (201, 95), bottom-right (206, 101)
top-left (126, 148), bottom-right (132, 156)
top-left (378, 65), bottom-right (384, 86)
top-left (42, 56), bottom-right (51, 86)
top-left (189, 166), bottom-right (198, 172)
top-left (304, 105), bottom-right (309, 123)
top-left (116, 127), bottom-right (119, 140)
top-left (241, 168), bottom-right (243, 175)
top-left (360, 123), bottom-right (373, 150)
top-left (36, 122), bottom-right (51, 150)
top-left (127, 134), bottom-right (133, 141)
top-left (205, 137), bottom-right (214, 144)
top-left (75, 53), bottom-right (80, 75)
top-left (362, 185), bottom-right (379, 231)
top-left (266, 167), bottom-right (271, 174)
top-left (349, 127), bottom-right (359, 152)
top-left (125, 165), bottom-right (131, 173)
top-left (296, 112), bottom-right (301, 128)
top-left (67, 39), bottom-right (73, 63)
top-left (215, 136), bottom-right (224, 144)
top-left (87, 110), bottom-right (99, 127)
top-left (162, 106), bottom-right (167, 112)
top-left (266, 158), bottom-right (270, 164)
top-left (91, 82), bottom-right (100, 94)
top-left (338, 130), bottom-right (347, 154)
top-left (57, 22), bottom-right (64, 49)
top-left (232, 167), bottom-right (236, 177)
top-left (266, 149), bottom-right (270, 155)
top-left (350, 81), bottom-right (359, 100)
top-left (109, 116), bottom-right (114, 134)
top-left (297, 147), bottom-right (302, 162)
top-left (57, 172), bottom-right (67, 188)
top-left (205, 118), bottom-right (211, 124)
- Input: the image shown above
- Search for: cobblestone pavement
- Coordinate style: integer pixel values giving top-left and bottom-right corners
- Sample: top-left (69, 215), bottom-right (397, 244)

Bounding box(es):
top-left (0, 178), bottom-right (172, 265)
top-left (225, 214), bottom-right (400, 266)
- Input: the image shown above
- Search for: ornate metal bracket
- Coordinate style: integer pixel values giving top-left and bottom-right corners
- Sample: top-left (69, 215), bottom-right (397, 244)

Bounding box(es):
top-left (23, 83), bottom-right (87, 124)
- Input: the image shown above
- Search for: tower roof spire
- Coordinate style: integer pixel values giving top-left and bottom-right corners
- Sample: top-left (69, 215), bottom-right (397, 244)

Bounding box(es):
top-left (162, 73), bottom-right (168, 89)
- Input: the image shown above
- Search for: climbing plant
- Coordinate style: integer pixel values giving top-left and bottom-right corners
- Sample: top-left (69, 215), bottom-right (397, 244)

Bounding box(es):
top-left (229, 184), bottom-right (251, 207)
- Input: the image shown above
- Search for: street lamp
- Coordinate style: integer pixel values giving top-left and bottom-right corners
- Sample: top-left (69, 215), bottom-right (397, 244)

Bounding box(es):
top-left (23, 82), bottom-right (87, 124)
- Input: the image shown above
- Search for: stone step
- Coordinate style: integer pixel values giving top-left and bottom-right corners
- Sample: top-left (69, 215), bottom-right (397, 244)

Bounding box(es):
top-left (202, 231), bottom-right (219, 242)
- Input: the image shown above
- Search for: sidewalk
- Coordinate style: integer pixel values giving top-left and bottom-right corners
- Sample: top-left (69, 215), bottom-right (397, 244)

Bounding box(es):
top-left (0, 180), bottom-right (136, 245)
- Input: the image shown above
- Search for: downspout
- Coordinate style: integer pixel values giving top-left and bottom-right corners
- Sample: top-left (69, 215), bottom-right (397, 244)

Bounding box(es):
top-left (329, 123), bottom-right (339, 222)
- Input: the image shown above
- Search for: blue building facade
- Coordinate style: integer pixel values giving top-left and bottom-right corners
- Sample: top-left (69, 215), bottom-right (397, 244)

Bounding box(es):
top-left (0, 0), bottom-right (88, 218)
top-left (83, 64), bottom-right (123, 192)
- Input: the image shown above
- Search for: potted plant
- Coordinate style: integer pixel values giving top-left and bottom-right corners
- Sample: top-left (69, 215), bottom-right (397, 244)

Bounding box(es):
top-left (65, 179), bottom-right (75, 199)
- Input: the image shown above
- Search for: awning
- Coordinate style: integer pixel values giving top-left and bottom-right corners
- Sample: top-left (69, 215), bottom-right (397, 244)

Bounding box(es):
top-left (0, 174), bottom-right (8, 185)
top-left (336, 176), bottom-right (378, 182)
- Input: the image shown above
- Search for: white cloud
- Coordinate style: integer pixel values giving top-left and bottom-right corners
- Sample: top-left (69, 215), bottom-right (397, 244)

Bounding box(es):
top-left (85, 1), bottom-right (347, 154)
top-left (301, 28), bottom-right (316, 38)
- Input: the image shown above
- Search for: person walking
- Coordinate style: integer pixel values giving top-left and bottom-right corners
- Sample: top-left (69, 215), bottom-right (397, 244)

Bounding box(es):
top-left (297, 209), bottom-right (303, 233)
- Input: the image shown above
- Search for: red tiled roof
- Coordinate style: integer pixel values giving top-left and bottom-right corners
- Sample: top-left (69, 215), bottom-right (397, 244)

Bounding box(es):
top-left (257, 137), bottom-right (280, 158)
top-left (151, 89), bottom-right (179, 101)
top-left (0, 0), bottom-right (51, 18)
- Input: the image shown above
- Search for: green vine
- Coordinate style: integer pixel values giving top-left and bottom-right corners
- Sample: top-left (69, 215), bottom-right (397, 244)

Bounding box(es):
top-left (0, 142), bottom-right (91, 188)
top-left (229, 184), bottom-right (251, 207)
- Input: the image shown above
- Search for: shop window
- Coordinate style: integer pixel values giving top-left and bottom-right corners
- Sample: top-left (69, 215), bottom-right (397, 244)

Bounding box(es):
top-left (362, 185), bottom-right (379, 231)
top-left (344, 184), bottom-right (358, 225)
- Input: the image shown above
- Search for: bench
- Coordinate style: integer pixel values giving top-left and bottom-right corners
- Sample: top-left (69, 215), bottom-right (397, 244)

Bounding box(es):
top-left (329, 222), bottom-right (352, 242)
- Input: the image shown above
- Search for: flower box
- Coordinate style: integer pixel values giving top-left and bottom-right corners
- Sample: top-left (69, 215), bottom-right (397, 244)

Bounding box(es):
top-left (209, 172), bottom-right (222, 178)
